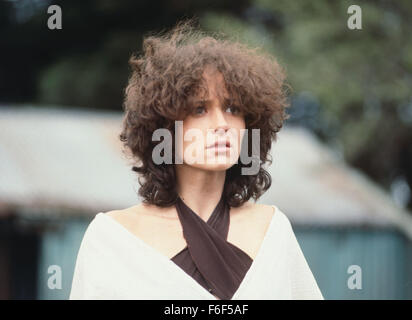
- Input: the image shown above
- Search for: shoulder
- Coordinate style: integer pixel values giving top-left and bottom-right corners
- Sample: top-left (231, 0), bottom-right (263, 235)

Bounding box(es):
top-left (105, 205), bottom-right (140, 219)
top-left (232, 202), bottom-right (277, 232)
top-left (104, 204), bottom-right (145, 230)
top-left (248, 202), bottom-right (276, 219)
top-left (103, 202), bottom-right (179, 232)
top-left (246, 203), bottom-right (294, 235)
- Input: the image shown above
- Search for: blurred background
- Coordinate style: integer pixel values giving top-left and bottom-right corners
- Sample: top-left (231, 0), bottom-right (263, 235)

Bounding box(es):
top-left (0, 0), bottom-right (411, 299)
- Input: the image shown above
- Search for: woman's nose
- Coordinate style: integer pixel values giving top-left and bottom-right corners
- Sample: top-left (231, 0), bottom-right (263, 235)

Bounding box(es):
top-left (212, 107), bottom-right (230, 134)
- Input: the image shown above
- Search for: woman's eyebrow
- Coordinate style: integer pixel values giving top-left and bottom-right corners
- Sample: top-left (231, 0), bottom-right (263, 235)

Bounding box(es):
top-left (192, 99), bottom-right (209, 105)
top-left (192, 97), bottom-right (232, 105)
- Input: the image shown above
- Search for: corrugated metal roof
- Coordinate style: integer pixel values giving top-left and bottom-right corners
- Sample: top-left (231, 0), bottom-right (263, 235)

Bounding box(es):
top-left (260, 126), bottom-right (412, 237)
top-left (0, 105), bottom-right (138, 216)
top-left (1, 105), bottom-right (412, 237)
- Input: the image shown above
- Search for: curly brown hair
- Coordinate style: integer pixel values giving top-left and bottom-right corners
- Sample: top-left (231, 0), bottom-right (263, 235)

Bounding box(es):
top-left (119, 19), bottom-right (290, 208)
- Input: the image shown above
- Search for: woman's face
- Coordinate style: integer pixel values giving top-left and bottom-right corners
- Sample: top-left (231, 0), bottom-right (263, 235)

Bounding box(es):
top-left (178, 66), bottom-right (246, 171)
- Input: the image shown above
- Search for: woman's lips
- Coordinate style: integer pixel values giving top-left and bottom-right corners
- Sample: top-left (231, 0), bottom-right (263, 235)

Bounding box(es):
top-left (212, 145), bottom-right (230, 153)
top-left (206, 142), bottom-right (231, 155)
top-left (206, 140), bottom-right (231, 149)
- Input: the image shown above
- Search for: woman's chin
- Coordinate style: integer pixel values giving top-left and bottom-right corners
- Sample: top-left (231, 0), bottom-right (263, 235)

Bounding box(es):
top-left (186, 160), bottom-right (237, 172)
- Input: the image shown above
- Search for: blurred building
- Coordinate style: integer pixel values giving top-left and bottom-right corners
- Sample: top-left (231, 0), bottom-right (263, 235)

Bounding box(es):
top-left (0, 106), bottom-right (411, 299)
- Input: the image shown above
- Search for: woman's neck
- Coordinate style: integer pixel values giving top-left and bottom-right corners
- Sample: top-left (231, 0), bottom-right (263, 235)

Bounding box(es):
top-left (176, 164), bottom-right (226, 221)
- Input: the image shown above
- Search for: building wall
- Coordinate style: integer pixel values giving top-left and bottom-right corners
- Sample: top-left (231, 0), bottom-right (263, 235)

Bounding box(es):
top-left (294, 226), bottom-right (412, 299)
top-left (37, 217), bottom-right (90, 300)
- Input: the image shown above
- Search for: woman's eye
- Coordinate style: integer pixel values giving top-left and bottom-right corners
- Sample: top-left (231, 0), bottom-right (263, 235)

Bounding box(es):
top-left (193, 106), bottom-right (206, 115)
top-left (226, 106), bottom-right (240, 114)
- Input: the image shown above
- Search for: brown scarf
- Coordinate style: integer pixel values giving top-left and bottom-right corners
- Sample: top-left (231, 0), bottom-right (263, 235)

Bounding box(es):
top-left (171, 194), bottom-right (253, 299)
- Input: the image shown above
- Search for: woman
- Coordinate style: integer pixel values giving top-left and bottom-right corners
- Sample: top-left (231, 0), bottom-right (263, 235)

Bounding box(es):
top-left (69, 20), bottom-right (324, 300)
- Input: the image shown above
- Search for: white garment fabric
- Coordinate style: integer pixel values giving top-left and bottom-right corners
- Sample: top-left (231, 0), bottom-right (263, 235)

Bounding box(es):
top-left (69, 205), bottom-right (324, 300)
